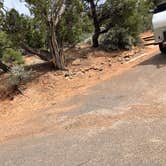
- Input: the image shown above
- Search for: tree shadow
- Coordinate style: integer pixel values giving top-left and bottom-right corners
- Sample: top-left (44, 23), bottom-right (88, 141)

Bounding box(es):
top-left (139, 53), bottom-right (166, 69)
top-left (65, 46), bottom-right (94, 65)
top-left (25, 62), bottom-right (53, 73)
top-left (64, 46), bottom-right (122, 66)
top-left (24, 62), bottom-right (57, 83)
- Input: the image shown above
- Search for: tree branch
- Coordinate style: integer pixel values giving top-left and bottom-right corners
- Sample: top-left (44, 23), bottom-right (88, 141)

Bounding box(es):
top-left (21, 43), bottom-right (52, 62)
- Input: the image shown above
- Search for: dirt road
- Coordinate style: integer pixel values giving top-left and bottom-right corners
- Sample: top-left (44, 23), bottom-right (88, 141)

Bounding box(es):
top-left (1, 49), bottom-right (166, 165)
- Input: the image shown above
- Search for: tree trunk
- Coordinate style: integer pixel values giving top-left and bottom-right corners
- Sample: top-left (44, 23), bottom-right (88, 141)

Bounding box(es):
top-left (92, 33), bottom-right (99, 47)
top-left (49, 23), bottom-right (65, 70)
top-left (0, 60), bottom-right (10, 72)
top-left (49, 38), bottom-right (65, 70)
top-left (89, 0), bottom-right (101, 47)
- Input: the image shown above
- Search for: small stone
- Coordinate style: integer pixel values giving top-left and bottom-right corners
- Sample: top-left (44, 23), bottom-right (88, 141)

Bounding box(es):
top-left (125, 57), bottom-right (130, 61)
top-left (64, 72), bottom-right (70, 77)
top-left (124, 55), bottom-right (130, 59)
top-left (118, 57), bottom-right (122, 62)
top-left (72, 59), bottom-right (81, 66)
top-left (84, 68), bottom-right (90, 71)
top-left (109, 63), bottom-right (112, 67)
top-left (76, 71), bottom-right (84, 76)
top-left (82, 55), bottom-right (87, 59)
top-left (81, 69), bottom-right (85, 73)
top-left (99, 68), bottom-right (103, 71)
top-left (108, 58), bottom-right (112, 62)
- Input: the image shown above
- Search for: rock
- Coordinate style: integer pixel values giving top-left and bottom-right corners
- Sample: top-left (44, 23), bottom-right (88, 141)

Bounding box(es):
top-left (128, 51), bottom-right (135, 56)
top-left (108, 63), bottom-right (112, 67)
top-left (99, 68), bottom-right (103, 71)
top-left (125, 57), bottom-right (130, 61)
top-left (134, 49), bottom-right (139, 54)
top-left (65, 75), bottom-right (73, 80)
top-left (82, 55), bottom-right (88, 59)
top-left (108, 58), bottom-right (112, 62)
top-left (64, 72), bottom-right (70, 77)
top-left (72, 59), bottom-right (81, 66)
top-left (90, 66), bottom-right (98, 70)
top-left (118, 57), bottom-right (122, 62)
top-left (84, 68), bottom-right (91, 71)
top-left (124, 55), bottom-right (130, 59)
top-left (81, 69), bottom-right (86, 73)
top-left (91, 65), bottom-right (103, 71)
top-left (64, 70), bottom-right (76, 78)
top-left (76, 71), bottom-right (84, 76)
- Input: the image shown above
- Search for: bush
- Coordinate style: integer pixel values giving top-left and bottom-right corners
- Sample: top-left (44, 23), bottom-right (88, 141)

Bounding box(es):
top-left (99, 0), bottom-right (142, 51)
top-left (100, 27), bottom-right (138, 51)
top-left (2, 48), bottom-right (23, 64)
top-left (8, 65), bottom-right (31, 87)
top-left (79, 33), bottom-right (92, 45)
top-left (0, 32), bottom-right (12, 58)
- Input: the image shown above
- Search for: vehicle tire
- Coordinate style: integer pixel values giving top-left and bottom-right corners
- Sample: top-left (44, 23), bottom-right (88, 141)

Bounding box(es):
top-left (159, 43), bottom-right (166, 54)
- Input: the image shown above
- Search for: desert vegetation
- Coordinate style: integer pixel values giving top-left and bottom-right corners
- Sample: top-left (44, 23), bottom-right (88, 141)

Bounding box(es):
top-left (0, 0), bottom-right (164, 97)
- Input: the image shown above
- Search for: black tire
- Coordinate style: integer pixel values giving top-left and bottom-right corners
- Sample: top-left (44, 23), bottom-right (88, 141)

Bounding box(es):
top-left (159, 43), bottom-right (166, 54)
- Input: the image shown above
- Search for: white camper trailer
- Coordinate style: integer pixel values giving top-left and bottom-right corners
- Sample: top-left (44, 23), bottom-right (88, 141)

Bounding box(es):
top-left (152, 2), bottom-right (166, 53)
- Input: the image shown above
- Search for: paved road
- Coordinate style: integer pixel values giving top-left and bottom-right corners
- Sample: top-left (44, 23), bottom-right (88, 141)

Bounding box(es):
top-left (1, 52), bottom-right (166, 166)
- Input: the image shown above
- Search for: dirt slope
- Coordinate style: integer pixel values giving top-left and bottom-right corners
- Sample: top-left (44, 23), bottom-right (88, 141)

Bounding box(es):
top-left (0, 33), bottom-right (159, 143)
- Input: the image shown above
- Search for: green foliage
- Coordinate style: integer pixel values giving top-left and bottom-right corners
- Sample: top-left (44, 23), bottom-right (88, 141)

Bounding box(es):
top-left (2, 48), bottom-right (23, 64)
top-left (2, 8), bottom-right (46, 49)
top-left (1, 0), bottom-right (165, 55)
top-left (8, 65), bottom-right (31, 87)
top-left (100, 27), bottom-right (137, 51)
top-left (0, 30), bottom-right (23, 65)
top-left (99, 0), bottom-right (141, 50)
top-left (0, 31), bottom-right (12, 57)
top-left (22, 0), bottom-right (93, 48)
top-left (3, 9), bottom-right (25, 47)
top-left (25, 24), bottom-right (46, 49)
top-left (57, 0), bottom-right (93, 46)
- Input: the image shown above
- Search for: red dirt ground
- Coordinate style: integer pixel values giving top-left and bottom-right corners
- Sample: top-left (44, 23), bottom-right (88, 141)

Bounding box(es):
top-left (0, 32), bottom-right (159, 143)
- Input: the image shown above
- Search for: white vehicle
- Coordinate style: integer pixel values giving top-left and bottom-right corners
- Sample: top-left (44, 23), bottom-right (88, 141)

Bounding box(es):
top-left (152, 2), bottom-right (166, 54)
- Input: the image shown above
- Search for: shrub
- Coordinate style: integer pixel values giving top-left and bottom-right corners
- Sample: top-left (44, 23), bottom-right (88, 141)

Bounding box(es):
top-left (99, 0), bottom-right (142, 51)
top-left (79, 33), bottom-right (92, 45)
top-left (8, 65), bottom-right (31, 87)
top-left (2, 48), bottom-right (23, 64)
top-left (0, 32), bottom-right (12, 58)
top-left (100, 27), bottom-right (138, 51)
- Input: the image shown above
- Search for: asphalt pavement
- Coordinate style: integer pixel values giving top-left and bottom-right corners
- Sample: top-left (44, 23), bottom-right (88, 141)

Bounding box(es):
top-left (1, 52), bottom-right (166, 166)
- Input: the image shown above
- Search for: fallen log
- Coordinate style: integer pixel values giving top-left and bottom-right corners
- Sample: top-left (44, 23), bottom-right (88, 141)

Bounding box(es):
top-left (21, 44), bottom-right (52, 62)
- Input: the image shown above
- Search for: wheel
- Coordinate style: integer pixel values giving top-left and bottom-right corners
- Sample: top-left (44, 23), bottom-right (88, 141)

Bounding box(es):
top-left (159, 43), bottom-right (166, 54)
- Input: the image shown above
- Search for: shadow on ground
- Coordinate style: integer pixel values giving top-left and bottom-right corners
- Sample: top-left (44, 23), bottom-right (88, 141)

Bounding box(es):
top-left (139, 53), bottom-right (166, 68)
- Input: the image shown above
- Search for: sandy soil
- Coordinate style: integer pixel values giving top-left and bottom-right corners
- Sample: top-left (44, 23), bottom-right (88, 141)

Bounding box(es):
top-left (0, 32), bottom-right (159, 143)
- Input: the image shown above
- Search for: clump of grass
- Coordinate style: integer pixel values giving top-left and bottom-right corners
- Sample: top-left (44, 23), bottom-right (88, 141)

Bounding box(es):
top-left (8, 65), bottom-right (32, 89)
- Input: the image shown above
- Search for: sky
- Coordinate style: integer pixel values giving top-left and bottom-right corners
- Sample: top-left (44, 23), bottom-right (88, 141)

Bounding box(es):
top-left (4, 0), bottom-right (30, 15)
top-left (3, 0), bottom-right (106, 16)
